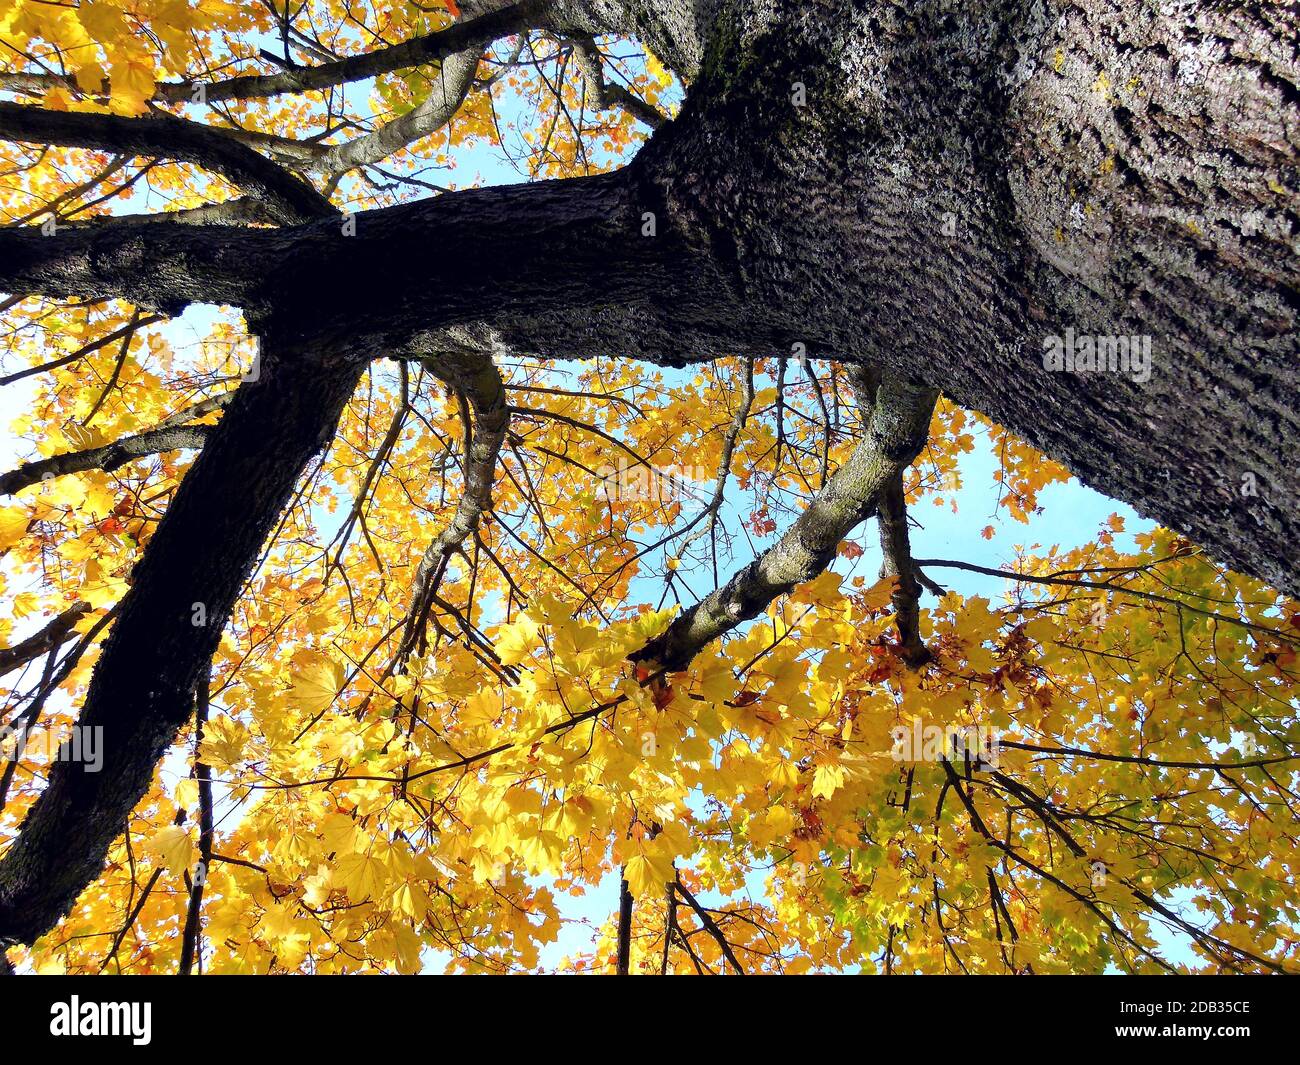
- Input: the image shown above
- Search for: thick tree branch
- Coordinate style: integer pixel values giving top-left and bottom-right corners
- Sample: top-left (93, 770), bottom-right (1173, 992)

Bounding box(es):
top-left (166, 0), bottom-right (550, 104)
top-left (0, 1), bottom-right (552, 105)
top-left (0, 602), bottom-right (90, 678)
top-left (877, 473), bottom-right (930, 668)
top-left (674, 875), bottom-right (745, 974)
top-left (314, 50), bottom-right (480, 178)
top-left (634, 374), bottom-right (939, 671)
top-left (0, 354), bottom-right (364, 947)
top-left (0, 214), bottom-right (276, 313)
top-left (0, 161), bottom-right (762, 356)
top-left (398, 349), bottom-right (510, 661)
top-left (0, 103), bottom-right (334, 225)
top-left (570, 36), bottom-right (667, 129)
top-left (62, 197), bottom-right (284, 229)
top-left (0, 422), bottom-right (214, 497)
top-left (616, 870), bottom-right (633, 974)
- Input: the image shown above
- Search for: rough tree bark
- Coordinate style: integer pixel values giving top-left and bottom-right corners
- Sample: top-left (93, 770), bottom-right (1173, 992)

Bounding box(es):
top-left (0, 353), bottom-right (363, 945)
top-left (634, 371), bottom-right (938, 669)
top-left (0, 103), bottom-right (335, 224)
top-left (0, 0), bottom-right (1295, 949)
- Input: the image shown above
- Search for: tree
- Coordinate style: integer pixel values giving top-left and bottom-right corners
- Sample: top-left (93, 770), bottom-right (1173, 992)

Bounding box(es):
top-left (0, 0), bottom-right (1295, 974)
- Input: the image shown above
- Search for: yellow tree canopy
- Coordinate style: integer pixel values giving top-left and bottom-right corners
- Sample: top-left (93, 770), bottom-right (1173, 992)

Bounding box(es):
top-left (0, 0), bottom-right (1297, 975)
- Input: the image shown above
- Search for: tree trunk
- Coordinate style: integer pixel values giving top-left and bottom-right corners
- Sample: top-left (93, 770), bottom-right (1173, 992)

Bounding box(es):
top-left (0, 354), bottom-right (362, 946)
top-left (616, 0), bottom-right (1299, 597)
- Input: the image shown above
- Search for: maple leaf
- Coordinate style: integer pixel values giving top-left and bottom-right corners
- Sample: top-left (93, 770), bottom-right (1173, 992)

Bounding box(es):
top-left (624, 853), bottom-right (674, 898)
top-left (811, 763), bottom-right (845, 800)
top-left (287, 652), bottom-right (345, 715)
top-left (0, 507), bottom-right (28, 550)
top-left (494, 616), bottom-right (540, 665)
top-left (145, 825), bottom-right (192, 876)
top-left (335, 851), bottom-right (387, 901)
top-left (858, 575), bottom-right (899, 612)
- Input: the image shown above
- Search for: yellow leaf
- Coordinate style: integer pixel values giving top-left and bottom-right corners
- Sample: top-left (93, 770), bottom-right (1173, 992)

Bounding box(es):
top-left (146, 825), bottom-right (192, 876)
top-left (859, 575), bottom-right (898, 612)
top-left (174, 778), bottom-right (199, 810)
top-left (460, 688), bottom-right (500, 728)
top-left (288, 652), bottom-right (345, 715)
top-left (645, 50), bottom-right (672, 89)
top-left (335, 850), bottom-right (387, 901)
top-left (320, 812), bottom-right (362, 855)
top-left (73, 62), bottom-right (106, 94)
top-left (749, 805), bottom-right (795, 846)
top-left (812, 762), bottom-right (845, 800)
top-left (0, 507), bottom-right (29, 550)
top-left (77, 1), bottom-right (124, 42)
top-left (40, 477), bottom-right (86, 509)
top-left (198, 716), bottom-right (247, 769)
top-left (109, 57), bottom-right (155, 115)
top-left (624, 852), bottom-right (674, 898)
top-left (11, 592), bottom-right (40, 619)
top-left (82, 574), bottom-right (125, 610)
top-left (392, 923), bottom-right (423, 974)
top-left (391, 881), bottom-right (429, 920)
top-left (494, 616), bottom-right (539, 665)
